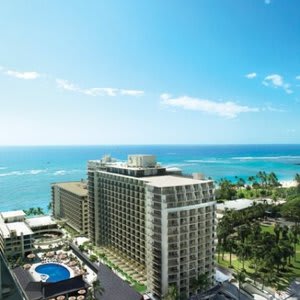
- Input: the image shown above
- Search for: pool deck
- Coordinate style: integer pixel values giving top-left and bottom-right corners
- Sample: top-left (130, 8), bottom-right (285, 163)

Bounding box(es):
top-left (29, 262), bottom-right (74, 282)
top-left (13, 266), bottom-right (88, 300)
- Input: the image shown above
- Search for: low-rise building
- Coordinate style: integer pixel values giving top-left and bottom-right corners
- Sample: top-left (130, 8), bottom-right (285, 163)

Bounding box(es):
top-left (25, 215), bottom-right (58, 236)
top-left (0, 211), bottom-right (34, 258)
top-left (52, 181), bottom-right (89, 235)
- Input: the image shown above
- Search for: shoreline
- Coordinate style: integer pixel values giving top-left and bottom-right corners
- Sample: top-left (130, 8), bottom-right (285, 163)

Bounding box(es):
top-left (280, 180), bottom-right (298, 188)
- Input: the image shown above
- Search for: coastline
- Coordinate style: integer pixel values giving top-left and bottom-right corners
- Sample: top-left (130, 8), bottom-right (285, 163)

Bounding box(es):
top-left (280, 180), bottom-right (298, 188)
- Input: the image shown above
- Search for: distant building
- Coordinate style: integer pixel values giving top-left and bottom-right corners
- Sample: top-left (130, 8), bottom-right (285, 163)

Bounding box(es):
top-left (0, 211), bottom-right (34, 258)
top-left (88, 155), bottom-right (216, 299)
top-left (216, 199), bottom-right (254, 218)
top-left (216, 198), bottom-right (284, 219)
top-left (52, 181), bottom-right (89, 235)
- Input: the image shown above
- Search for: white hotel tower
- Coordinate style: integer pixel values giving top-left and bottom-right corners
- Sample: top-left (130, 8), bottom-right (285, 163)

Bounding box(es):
top-left (88, 155), bottom-right (216, 299)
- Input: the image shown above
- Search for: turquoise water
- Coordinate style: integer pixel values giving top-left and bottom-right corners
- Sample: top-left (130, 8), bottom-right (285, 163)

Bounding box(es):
top-left (0, 145), bottom-right (300, 212)
top-left (35, 263), bottom-right (70, 282)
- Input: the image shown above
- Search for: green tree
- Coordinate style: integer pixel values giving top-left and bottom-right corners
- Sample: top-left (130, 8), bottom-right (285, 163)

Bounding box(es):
top-left (274, 223), bottom-right (282, 244)
top-left (290, 225), bottom-right (299, 260)
top-left (47, 202), bottom-right (52, 211)
top-left (225, 238), bottom-right (236, 268)
top-left (236, 243), bottom-right (252, 270)
top-left (235, 177), bottom-right (246, 189)
top-left (36, 207), bottom-right (45, 215)
top-left (190, 273), bottom-right (210, 295)
top-left (217, 178), bottom-right (237, 200)
top-left (164, 285), bottom-right (179, 300)
top-left (256, 171), bottom-right (267, 188)
top-left (295, 173), bottom-right (300, 193)
top-left (281, 196), bottom-right (300, 225)
top-left (237, 224), bottom-right (251, 244)
top-left (233, 271), bottom-right (246, 300)
top-left (92, 279), bottom-right (104, 299)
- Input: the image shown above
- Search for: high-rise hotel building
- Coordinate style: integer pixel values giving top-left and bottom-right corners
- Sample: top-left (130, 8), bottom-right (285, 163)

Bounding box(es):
top-left (88, 155), bottom-right (216, 299)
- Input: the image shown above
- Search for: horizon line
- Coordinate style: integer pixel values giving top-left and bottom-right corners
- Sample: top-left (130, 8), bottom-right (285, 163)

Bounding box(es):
top-left (1, 143), bottom-right (300, 147)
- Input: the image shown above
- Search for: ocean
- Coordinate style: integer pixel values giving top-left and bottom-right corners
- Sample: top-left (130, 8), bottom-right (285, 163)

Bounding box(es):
top-left (0, 145), bottom-right (300, 212)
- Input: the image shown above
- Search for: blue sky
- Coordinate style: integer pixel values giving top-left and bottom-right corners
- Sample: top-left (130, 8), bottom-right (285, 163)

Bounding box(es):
top-left (0, 0), bottom-right (300, 145)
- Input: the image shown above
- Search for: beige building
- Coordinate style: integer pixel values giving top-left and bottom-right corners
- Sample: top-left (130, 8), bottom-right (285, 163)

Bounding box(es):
top-left (52, 181), bottom-right (89, 235)
top-left (88, 155), bottom-right (216, 299)
top-left (0, 211), bottom-right (34, 258)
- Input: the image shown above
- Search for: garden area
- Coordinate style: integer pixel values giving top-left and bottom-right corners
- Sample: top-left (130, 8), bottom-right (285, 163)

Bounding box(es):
top-left (216, 173), bottom-right (300, 291)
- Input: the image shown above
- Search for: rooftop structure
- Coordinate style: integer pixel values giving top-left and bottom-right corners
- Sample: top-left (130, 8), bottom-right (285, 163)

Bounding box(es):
top-left (52, 181), bottom-right (88, 197)
top-left (142, 174), bottom-right (211, 187)
top-left (217, 199), bottom-right (254, 212)
top-left (0, 210), bottom-right (25, 223)
top-left (25, 215), bottom-right (56, 229)
top-left (4, 222), bottom-right (33, 238)
top-left (88, 154), bottom-right (216, 299)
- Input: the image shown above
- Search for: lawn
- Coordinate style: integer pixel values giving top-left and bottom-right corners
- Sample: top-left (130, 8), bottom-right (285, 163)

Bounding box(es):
top-left (133, 282), bottom-right (147, 293)
top-left (260, 223), bottom-right (275, 234)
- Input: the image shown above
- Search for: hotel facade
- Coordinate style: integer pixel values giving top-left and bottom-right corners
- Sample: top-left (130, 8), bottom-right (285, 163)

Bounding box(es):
top-left (88, 155), bottom-right (216, 299)
top-left (52, 181), bottom-right (89, 235)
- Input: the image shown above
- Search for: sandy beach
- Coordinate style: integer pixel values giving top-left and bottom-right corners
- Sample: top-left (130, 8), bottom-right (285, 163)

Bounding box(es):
top-left (280, 180), bottom-right (298, 188)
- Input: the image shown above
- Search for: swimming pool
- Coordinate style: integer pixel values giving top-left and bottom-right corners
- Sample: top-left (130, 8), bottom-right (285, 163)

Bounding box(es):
top-left (35, 263), bottom-right (70, 282)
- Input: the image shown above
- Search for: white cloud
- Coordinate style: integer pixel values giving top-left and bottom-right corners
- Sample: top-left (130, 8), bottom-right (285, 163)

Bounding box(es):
top-left (5, 70), bottom-right (40, 80)
top-left (83, 88), bottom-right (118, 97)
top-left (160, 93), bottom-right (172, 101)
top-left (160, 94), bottom-right (259, 118)
top-left (120, 89), bottom-right (144, 96)
top-left (263, 74), bottom-right (293, 94)
top-left (245, 72), bottom-right (257, 79)
top-left (264, 106), bottom-right (286, 112)
top-left (56, 79), bottom-right (79, 92)
top-left (56, 78), bottom-right (144, 97)
top-left (285, 88), bottom-right (293, 94)
top-left (296, 75), bottom-right (300, 80)
top-left (263, 74), bottom-right (283, 87)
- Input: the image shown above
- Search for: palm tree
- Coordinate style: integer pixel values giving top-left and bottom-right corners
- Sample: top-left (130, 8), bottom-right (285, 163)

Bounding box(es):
top-left (164, 284), bottom-right (179, 300)
top-left (197, 273), bottom-right (210, 292)
top-left (274, 223), bottom-right (282, 244)
top-left (236, 243), bottom-right (252, 270)
top-left (256, 171), bottom-right (267, 188)
top-left (86, 288), bottom-right (95, 300)
top-left (25, 207), bottom-right (35, 216)
top-left (248, 176), bottom-right (256, 187)
top-left (47, 202), bottom-right (52, 212)
top-left (290, 225), bottom-right (299, 261)
top-left (233, 271), bottom-right (246, 300)
top-left (236, 177), bottom-right (246, 189)
top-left (218, 178), bottom-right (237, 200)
top-left (265, 268), bottom-right (276, 288)
top-left (237, 224), bottom-right (251, 244)
top-left (268, 172), bottom-right (280, 187)
top-left (92, 279), bottom-right (104, 299)
top-left (225, 238), bottom-right (236, 268)
top-left (36, 207), bottom-right (45, 215)
top-left (281, 197), bottom-right (300, 225)
top-left (295, 173), bottom-right (300, 192)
